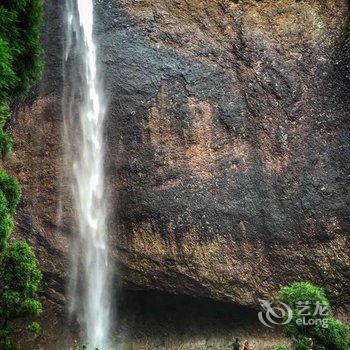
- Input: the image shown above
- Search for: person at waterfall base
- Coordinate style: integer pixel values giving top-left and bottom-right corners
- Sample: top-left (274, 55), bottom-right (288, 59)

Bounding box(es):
top-left (242, 340), bottom-right (249, 350)
top-left (232, 338), bottom-right (240, 350)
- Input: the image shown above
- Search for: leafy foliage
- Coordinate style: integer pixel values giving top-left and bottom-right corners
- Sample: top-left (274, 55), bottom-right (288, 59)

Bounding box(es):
top-left (0, 0), bottom-right (43, 157)
top-left (27, 321), bottom-right (41, 334)
top-left (0, 130), bottom-right (13, 156)
top-left (278, 282), bottom-right (350, 350)
top-left (293, 336), bottom-right (313, 350)
top-left (279, 282), bottom-right (331, 338)
top-left (0, 191), bottom-right (14, 250)
top-left (0, 171), bottom-right (20, 249)
top-left (0, 101), bottom-right (10, 129)
top-left (273, 346), bottom-right (289, 350)
top-left (0, 35), bottom-right (18, 101)
top-left (0, 171), bottom-right (20, 213)
top-left (0, 242), bottom-right (42, 347)
top-left (0, 341), bottom-right (19, 350)
top-left (0, 0), bottom-right (43, 97)
top-left (313, 318), bottom-right (350, 350)
top-left (0, 0), bottom-right (43, 348)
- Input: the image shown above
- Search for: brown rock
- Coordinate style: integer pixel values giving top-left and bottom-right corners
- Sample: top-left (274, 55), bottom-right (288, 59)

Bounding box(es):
top-left (4, 0), bottom-right (350, 329)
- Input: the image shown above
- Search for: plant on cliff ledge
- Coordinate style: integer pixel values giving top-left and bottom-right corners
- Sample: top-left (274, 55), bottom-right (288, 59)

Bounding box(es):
top-left (278, 282), bottom-right (350, 350)
top-left (0, 0), bottom-right (43, 156)
top-left (0, 242), bottom-right (42, 349)
top-left (0, 171), bottom-right (20, 250)
top-left (0, 0), bottom-right (43, 348)
top-left (0, 130), bottom-right (12, 157)
top-left (0, 172), bottom-right (20, 214)
top-left (0, 0), bottom-right (43, 98)
top-left (273, 346), bottom-right (288, 350)
top-left (0, 192), bottom-right (14, 251)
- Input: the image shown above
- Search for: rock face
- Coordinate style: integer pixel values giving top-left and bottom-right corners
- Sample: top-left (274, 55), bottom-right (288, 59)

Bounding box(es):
top-left (4, 0), bottom-right (350, 319)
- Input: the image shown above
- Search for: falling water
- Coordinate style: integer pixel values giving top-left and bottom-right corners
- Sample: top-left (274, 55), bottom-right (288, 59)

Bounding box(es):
top-left (63, 0), bottom-right (111, 348)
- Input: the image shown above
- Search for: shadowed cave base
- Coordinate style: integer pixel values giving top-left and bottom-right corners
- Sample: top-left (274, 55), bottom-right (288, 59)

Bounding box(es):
top-left (114, 289), bottom-right (287, 350)
top-left (27, 289), bottom-right (288, 349)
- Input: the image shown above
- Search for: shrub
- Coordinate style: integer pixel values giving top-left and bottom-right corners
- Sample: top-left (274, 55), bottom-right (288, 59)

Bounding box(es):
top-left (313, 318), bottom-right (350, 350)
top-left (0, 341), bottom-right (19, 350)
top-left (0, 130), bottom-right (13, 156)
top-left (274, 346), bottom-right (289, 350)
top-left (0, 212), bottom-right (13, 250)
top-left (0, 100), bottom-right (10, 128)
top-left (278, 282), bottom-right (350, 350)
top-left (279, 282), bottom-right (331, 339)
top-left (0, 242), bottom-right (42, 347)
top-left (0, 0), bottom-right (43, 97)
top-left (27, 321), bottom-right (41, 334)
top-left (0, 36), bottom-right (18, 100)
top-left (293, 336), bottom-right (312, 350)
top-left (0, 171), bottom-right (20, 213)
top-left (0, 191), bottom-right (14, 249)
top-left (0, 1), bottom-right (43, 349)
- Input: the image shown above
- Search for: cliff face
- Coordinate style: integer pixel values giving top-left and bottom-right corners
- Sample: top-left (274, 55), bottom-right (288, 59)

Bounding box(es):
top-left (4, 0), bottom-right (350, 317)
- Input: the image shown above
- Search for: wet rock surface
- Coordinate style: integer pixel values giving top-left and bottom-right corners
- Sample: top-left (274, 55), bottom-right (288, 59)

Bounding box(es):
top-left (4, 0), bottom-right (350, 336)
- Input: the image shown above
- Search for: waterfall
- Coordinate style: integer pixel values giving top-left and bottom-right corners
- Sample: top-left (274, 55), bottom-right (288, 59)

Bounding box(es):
top-left (63, 0), bottom-right (111, 348)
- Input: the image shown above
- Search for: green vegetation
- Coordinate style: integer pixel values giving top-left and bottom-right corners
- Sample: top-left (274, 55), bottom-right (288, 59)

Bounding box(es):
top-left (279, 282), bottom-right (331, 339)
top-left (27, 321), bottom-right (41, 335)
top-left (292, 336), bottom-right (313, 350)
top-left (273, 346), bottom-right (288, 350)
top-left (0, 0), bottom-right (43, 349)
top-left (0, 0), bottom-right (43, 99)
top-left (275, 282), bottom-right (350, 350)
top-left (0, 242), bottom-right (42, 348)
top-left (0, 172), bottom-right (21, 214)
top-left (0, 0), bottom-right (43, 157)
top-left (0, 130), bottom-right (13, 157)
